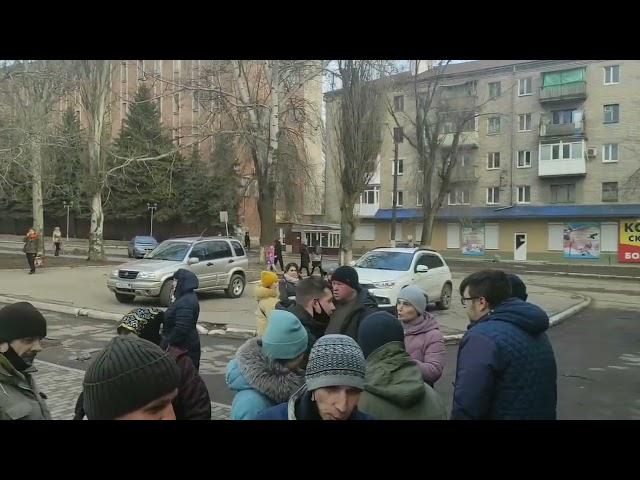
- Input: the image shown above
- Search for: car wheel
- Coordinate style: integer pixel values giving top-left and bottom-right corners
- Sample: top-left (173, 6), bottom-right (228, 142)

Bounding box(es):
top-left (226, 274), bottom-right (245, 298)
top-left (436, 283), bottom-right (452, 310)
top-left (159, 280), bottom-right (173, 307)
top-left (115, 292), bottom-right (135, 304)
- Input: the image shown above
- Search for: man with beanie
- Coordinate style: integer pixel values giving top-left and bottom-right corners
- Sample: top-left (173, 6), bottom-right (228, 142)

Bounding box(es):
top-left (396, 285), bottom-right (445, 386)
top-left (0, 302), bottom-right (51, 420)
top-left (82, 335), bottom-right (181, 420)
top-left (357, 312), bottom-right (447, 420)
top-left (288, 276), bottom-right (335, 353)
top-left (226, 310), bottom-right (308, 419)
top-left (325, 266), bottom-right (378, 340)
top-left (256, 334), bottom-right (373, 420)
top-left (255, 271), bottom-right (280, 335)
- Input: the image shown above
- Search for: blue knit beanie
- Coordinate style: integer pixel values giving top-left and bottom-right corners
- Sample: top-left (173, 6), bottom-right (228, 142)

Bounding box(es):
top-left (262, 310), bottom-right (308, 360)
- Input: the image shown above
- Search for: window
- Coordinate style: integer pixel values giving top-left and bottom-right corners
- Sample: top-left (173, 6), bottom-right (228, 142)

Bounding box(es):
top-left (360, 186), bottom-right (380, 204)
top-left (393, 191), bottom-right (404, 207)
top-left (173, 93), bottom-right (180, 116)
top-left (488, 81), bottom-right (501, 98)
top-left (393, 95), bottom-right (404, 112)
top-left (393, 127), bottom-right (404, 143)
top-left (540, 141), bottom-right (583, 161)
top-left (486, 187), bottom-right (500, 205)
top-left (417, 193), bottom-right (423, 207)
top-left (189, 243), bottom-right (210, 261)
top-left (328, 232), bottom-right (340, 248)
top-left (518, 113), bottom-right (532, 132)
top-left (448, 188), bottom-right (469, 205)
top-left (487, 117), bottom-right (501, 134)
top-left (550, 184), bottom-right (576, 203)
top-left (604, 104), bottom-right (619, 123)
top-left (552, 109), bottom-right (575, 125)
top-left (354, 225), bottom-right (375, 241)
top-left (209, 241), bottom-right (233, 259)
top-left (120, 61), bottom-right (128, 83)
top-left (154, 59), bottom-right (162, 77)
top-left (517, 186), bottom-right (531, 204)
top-left (604, 65), bottom-right (620, 85)
top-left (391, 158), bottom-right (404, 176)
top-left (603, 143), bottom-right (619, 162)
top-left (192, 91), bottom-right (199, 112)
top-left (517, 150), bottom-right (532, 168)
top-left (487, 152), bottom-right (500, 169)
top-left (602, 182), bottom-right (618, 202)
top-left (416, 254), bottom-right (444, 271)
top-left (137, 60), bottom-right (145, 80)
top-left (518, 77), bottom-right (532, 96)
top-left (231, 241), bottom-right (245, 257)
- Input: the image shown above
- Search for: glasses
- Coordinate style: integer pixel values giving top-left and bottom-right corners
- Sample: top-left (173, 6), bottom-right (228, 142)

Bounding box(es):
top-left (461, 296), bottom-right (480, 307)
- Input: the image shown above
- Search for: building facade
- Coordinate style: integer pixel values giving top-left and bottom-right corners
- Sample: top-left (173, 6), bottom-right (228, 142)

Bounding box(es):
top-left (324, 60), bottom-right (640, 263)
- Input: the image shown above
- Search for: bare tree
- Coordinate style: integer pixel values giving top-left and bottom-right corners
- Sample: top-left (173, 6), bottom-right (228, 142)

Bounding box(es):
top-left (330, 60), bottom-right (390, 265)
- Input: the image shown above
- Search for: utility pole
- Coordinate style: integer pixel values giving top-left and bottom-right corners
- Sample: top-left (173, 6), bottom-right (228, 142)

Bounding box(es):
top-left (63, 201), bottom-right (70, 240)
top-left (390, 128), bottom-right (399, 247)
top-left (147, 203), bottom-right (158, 237)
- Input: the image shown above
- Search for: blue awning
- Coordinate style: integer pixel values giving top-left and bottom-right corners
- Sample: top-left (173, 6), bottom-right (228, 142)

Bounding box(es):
top-left (373, 204), bottom-right (640, 221)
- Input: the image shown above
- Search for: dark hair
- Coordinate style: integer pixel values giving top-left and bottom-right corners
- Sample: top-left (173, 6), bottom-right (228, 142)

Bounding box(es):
top-left (507, 274), bottom-right (528, 301)
top-left (296, 276), bottom-right (332, 306)
top-left (459, 269), bottom-right (512, 309)
top-left (285, 262), bottom-right (299, 273)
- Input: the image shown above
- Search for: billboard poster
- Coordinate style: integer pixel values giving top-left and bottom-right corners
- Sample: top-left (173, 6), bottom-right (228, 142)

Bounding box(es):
top-left (619, 219), bottom-right (640, 263)
top-left (563, 223), bottom-right (600, 259)
top-left (462, 225), bottom-right (485, 256)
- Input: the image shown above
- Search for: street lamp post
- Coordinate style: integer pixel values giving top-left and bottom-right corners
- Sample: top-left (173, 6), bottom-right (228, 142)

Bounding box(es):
top-left (147, 203), bottom-right (158, 237)
top-left (63, 201), bottom-right (70, 240)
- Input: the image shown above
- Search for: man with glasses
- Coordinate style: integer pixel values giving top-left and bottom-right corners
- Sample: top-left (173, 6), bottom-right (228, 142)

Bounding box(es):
top-left (452, 269), bottom-right (557, 420)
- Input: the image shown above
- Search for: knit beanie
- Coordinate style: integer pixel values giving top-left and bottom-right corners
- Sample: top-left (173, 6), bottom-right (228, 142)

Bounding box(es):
top-left (507, 274), bottom-right (528, 301)
top-left (261, 271), bottom-right (279, 288)
top-left (0, 302), bottom-right (47, 343)
top-left (331, 266), bottom-right (361, 292)
top-left (117, 307), bottom-right (164, 345)
top-left (357, 311), bottom-right (405, 358)
top-left (262, 310), bottom-right (308, 360)
top-left (305, 334), bottom-right (365, 392)
top-left (397, 285), bottom-right (428, 315)
top-left (82, 335), bottom-right (180, 420)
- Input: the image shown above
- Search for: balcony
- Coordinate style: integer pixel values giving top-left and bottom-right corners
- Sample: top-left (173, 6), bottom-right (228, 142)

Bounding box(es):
top-left (439, 130), bottom-right (479, 148)
top-left (539, 113), bottom-right (585, 138)
top-left (539, 81), bottom-right (587, 103)
top-left (354, 203), bottom-right (379, 217)
top-left (450, 165), bottom-right (479, 183)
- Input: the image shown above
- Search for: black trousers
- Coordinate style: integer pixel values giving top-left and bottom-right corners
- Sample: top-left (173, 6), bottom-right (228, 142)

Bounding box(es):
top-left (275, 255), bottom-right (284, 271)
top-left (54, 242), bottom-right (61, 256)
top-left (26, 253), bottom-right (36, 273)
top-left (310, 261), bottom-right (325, 276)
top-left (300, 265), bottom-right (311, 276)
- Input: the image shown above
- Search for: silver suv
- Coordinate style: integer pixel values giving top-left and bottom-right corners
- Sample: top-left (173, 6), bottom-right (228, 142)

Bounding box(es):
top-left (107, 236), bottom-right (249, 306)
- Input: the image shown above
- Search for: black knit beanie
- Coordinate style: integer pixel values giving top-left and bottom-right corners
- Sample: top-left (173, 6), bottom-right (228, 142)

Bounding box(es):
top-left (82, 335), bottom-right (180, 420)
top-left (331, 266), bottom-right (361, 292)
top-left (357, 311), bottom-right (405, 358)
top-left (0, 302), bottom-right (47, 342)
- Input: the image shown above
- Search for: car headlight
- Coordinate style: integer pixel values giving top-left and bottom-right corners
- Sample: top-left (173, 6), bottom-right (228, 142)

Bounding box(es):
top-left (111, 269), bottom-right (119, 277)
top-left (372, 281), bottom-right (396, 289)
top-left (137, 272), bottom-right (157, 280)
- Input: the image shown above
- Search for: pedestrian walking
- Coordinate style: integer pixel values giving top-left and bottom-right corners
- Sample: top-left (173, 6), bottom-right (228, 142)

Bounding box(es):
top-left (23, 228), bottom-right (38, 274)
top-left (357, 312), bottom-right (447, 420)
top-left (256, 334), bottom-right (373, 420)
top-left (267, 245), bottom-right (276, 272)
top-left (452, 269), bottom-right (557, 420)
top-left (288, 276), bottom-right (335, 354)
top-left (309, 246), bottom-right (325, 276)
top-left (0, 302), bottom-right (51, 420)
top-left (255, 271), bottom-right (280, 335)
top-left (278, 262), bottom-right (300, 309)
top-left (81, 335), bottom-right (181, 420)
top-left (396, 285), bottom-right (445, 386)
top-left (74, 307), bottom-right (211, 420)
top-left (299, 243), bottom-right (311, 277)
top-left (163, 269), bottom-right (202, 370)
top-left (244, 231), bottom-right (251, 250)
top-left (52, 227), bottom-right (62, 257)
top-left (226, 310), bottom-right (307, 420)
top-left (274, 238), bottom-right (284, 272)
top-left (325, 266), bottom-right (378, 340)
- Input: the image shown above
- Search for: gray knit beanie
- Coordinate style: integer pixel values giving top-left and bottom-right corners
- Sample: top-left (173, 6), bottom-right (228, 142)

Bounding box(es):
top-left (397, 285), bottom-right (428, 315)
top-left (305, 334), bottom-right (365, 392)
top-left (82, 335), bottom-right (180, 420)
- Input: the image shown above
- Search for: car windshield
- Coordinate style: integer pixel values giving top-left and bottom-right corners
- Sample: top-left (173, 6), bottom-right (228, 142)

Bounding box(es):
top-left (135, 236), bottom-right (157, 244)
top-left (145, 241), bottom-right (191, 261)
top-left (354, 251), bottom-right (413, 271)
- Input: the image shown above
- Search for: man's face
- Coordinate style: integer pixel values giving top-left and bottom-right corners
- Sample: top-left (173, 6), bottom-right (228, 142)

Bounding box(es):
top-left (313, 288), bottom-right (336, 316)
top-left (9, 337), bottom-right (43, 365)
top-left (313, 386), bottom-right (362, 420)
top-left (332, 281), bottom-right (356, 303)
top-left (462, 286), bottom-right (489, 322)
top-left (114, 389), bottom-right (178, 420)
top-left (396, 299), bottom-right (419, 322)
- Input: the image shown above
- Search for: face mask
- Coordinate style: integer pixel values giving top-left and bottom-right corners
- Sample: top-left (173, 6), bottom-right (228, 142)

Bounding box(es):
top-left (313, 300), bottom-right (331, 323)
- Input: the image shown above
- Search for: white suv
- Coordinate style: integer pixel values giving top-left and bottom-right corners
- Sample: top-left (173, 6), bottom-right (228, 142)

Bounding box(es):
top-left (353, 247), bottom-right (452, 310)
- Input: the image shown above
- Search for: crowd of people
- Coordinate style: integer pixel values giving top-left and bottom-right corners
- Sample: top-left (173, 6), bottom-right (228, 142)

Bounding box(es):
top-left (2, 231), bottom-right (558, 420)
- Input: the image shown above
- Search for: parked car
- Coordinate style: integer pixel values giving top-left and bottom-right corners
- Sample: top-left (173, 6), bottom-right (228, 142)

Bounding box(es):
top-left (128, 236), bottom-right (158, 259)
top-left (107, 236), bottom-right (249, 306)
top-left (352, 247), bottom-right (452, 310)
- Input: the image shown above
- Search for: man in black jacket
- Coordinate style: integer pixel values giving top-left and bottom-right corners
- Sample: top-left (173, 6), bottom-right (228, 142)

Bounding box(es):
top-left (288, 276), bottom-right (335, 353)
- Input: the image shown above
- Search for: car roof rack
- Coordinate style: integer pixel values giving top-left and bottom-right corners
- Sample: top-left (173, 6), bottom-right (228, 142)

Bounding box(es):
top-left (371, 245), bottom-right (437, 253)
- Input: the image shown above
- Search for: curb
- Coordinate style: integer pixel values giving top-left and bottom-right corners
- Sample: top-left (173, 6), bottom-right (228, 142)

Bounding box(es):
top-left (522, 270), bottom-right (640, 281)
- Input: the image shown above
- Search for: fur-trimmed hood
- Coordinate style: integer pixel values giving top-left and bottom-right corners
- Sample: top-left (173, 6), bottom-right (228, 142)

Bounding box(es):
top-left (230, 337), bottom-right (304, 404)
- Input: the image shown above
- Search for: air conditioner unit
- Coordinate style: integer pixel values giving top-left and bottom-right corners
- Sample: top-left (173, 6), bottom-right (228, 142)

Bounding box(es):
top-left (587, 147), bottom-right (597, 157)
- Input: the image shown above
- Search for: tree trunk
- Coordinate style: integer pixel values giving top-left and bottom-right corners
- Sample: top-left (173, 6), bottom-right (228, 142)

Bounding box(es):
top-left (420, 152), bottom-right (437, 248)
top-left (30, 138), bottom-right (45, 256)
top-left (258, 187), bottom-right (276, 264)
top-left (339, 201), bottom-right (356, 266)
top-left (88, 191), bottom-right (104, 261)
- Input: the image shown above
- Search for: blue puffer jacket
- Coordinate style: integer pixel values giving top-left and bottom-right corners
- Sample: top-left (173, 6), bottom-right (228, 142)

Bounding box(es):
top-left (163, 269), bottom-right (201, 370)
top-left (451, 298), bottom-right (557, 420)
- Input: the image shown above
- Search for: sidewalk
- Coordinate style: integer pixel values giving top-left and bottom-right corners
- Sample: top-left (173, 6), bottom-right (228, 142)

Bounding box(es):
top-left (0, 264), bottom-right (590, 342)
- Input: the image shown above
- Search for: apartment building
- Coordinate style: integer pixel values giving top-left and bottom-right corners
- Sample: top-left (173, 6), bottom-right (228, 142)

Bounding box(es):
top-left (324, 60), bottom-right (640, 263)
